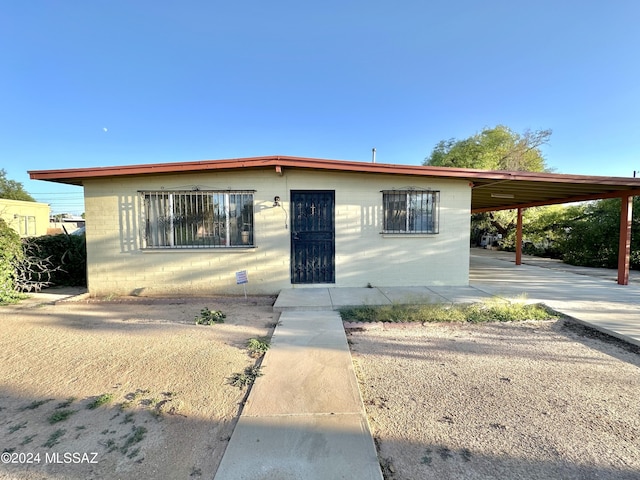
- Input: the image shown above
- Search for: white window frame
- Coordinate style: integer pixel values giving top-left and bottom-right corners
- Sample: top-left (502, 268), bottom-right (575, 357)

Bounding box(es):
top-left (140, 190), bottom-right (255, 249)
top-left (382, 190), bottom-right (440, 234)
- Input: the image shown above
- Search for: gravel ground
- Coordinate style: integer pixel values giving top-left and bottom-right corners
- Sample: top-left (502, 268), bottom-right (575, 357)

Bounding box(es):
top-left (3, 293), bottom-right (639, 480)
top-left (0, 295), bottom-right (276, 480)
top-left (348, 319), bottom-right (640, 480)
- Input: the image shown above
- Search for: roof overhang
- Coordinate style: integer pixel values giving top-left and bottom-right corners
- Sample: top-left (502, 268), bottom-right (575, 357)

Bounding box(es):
top-left (29, 155), bottom-right (640, 212)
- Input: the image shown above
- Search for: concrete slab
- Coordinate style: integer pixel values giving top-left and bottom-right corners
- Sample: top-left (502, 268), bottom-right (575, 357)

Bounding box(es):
top-left (427, 285), bottom-right (494, 304)
top-left (377, 286), bottom-right (448, 304)
top-left (243, 312), bottom-right (361, 417)
top-left (273, 288), bottom-right (332, 311)
top-left (243, 344), bottom-right (363, 416)
top-left (328, 287), bottom-right (391, 308)
top-left (214, 414), bottom-right (382, 480)
top-left (470, 252), bottom-right (640, 347)
top-left (270, 311), bottom-right (348, 347)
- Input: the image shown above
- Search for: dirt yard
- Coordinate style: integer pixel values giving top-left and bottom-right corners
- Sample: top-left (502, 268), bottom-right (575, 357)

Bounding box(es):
top-left (348, 320), bottom-right (640, 480)
top-left (0, 294), bottom-right (276, 480)
top-left (2, 294), bottom-right (640, 480)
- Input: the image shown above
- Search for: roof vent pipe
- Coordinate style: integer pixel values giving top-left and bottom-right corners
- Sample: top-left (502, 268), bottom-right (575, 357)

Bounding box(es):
top-left (372, 148), bottom-right (376, 163)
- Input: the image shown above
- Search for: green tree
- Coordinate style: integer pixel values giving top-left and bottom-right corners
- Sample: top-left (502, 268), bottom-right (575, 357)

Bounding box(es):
top-left (561, 198), bottom-right (640, 269)
top-left (0, 169), bottom-right (36, 201)
top-left (424, 125), bottom-right (552, 172)
top-left (425, 126), bottom-right (553, 246)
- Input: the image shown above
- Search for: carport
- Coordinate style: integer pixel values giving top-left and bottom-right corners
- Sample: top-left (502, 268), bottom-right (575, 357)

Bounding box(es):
top-left (466, 170), bottom-right (640, 285)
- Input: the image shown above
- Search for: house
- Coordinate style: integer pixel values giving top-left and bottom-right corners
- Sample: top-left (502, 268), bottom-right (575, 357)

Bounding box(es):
top-left (29, 156), bottom-right (640, 295)
top-left (0, 198), bottom-right (50, 237)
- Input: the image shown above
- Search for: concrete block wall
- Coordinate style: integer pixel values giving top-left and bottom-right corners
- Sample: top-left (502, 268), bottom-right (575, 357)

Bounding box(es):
top-left (83, 168), bottom-right (471, 296)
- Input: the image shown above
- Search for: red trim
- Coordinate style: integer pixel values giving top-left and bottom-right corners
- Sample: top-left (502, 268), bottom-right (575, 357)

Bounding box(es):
top-left (28, 155), bottom-right (640, 186)
top-left (515, 208), bottom-right (523, 266)
top-left (618, 195), bottom-right (633, 285)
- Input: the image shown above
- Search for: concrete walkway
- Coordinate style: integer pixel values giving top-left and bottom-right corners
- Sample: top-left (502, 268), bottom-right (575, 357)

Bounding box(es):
top-left (214, 310), bottom-right (383, 480)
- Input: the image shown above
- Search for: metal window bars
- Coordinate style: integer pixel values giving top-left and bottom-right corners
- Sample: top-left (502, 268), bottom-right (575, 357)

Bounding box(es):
top-left (140, 190), bottom-right (254, 248)
top-left (382, 190), bottom-right (439, 234)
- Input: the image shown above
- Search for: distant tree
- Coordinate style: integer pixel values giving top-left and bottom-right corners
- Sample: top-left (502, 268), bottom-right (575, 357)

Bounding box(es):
top-left (0, 169), bottom-right (36, 201)
top-left (424, 125), bottom-right (552, 172)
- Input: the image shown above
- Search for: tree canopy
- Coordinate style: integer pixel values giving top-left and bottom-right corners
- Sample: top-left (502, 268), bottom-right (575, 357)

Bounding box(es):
top-left (0, 169), bottom-right (36, 202)
top-left (424, 125), bottom-right (552, 172)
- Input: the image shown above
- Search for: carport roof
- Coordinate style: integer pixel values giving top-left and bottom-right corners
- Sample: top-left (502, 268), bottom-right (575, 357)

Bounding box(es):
top-left (29, 155), bottom-right (640, 212)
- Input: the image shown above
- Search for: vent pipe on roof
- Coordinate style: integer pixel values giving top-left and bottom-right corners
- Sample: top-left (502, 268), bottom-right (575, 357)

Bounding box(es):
top-left (372, 148), bottom-right (376, 163)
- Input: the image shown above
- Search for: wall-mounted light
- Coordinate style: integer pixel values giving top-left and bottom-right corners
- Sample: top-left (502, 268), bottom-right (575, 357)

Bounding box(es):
top-left (490, 193), bottom-right (515, 199)
top-left (273, 196), bottom-right (281, 207)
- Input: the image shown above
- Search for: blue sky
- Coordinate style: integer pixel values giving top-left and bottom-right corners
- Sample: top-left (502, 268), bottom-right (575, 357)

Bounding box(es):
top-left (2, 1), bottom-right (640, 215)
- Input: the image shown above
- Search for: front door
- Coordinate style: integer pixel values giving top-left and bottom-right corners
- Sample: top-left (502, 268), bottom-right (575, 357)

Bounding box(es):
top-left (290, 190), bottom-right (335, 284)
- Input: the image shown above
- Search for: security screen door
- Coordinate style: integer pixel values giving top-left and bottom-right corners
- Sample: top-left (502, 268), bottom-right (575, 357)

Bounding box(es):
top-left (290, 190), bottom-right (335, 284)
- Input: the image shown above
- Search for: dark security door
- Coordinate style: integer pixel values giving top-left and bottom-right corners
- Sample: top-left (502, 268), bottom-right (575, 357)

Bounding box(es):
top-left (291, 190), bottom-right (335, 284)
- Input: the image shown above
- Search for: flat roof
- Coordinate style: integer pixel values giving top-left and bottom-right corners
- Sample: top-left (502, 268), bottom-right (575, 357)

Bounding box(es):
top-left (29, 155), bottom-right (640, 212)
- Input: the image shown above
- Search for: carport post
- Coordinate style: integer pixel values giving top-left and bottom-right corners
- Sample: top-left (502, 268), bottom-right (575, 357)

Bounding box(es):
top-left (617, 195), bottom-right (633, 285)
top-left (515, 207), bottom-right (523, 266)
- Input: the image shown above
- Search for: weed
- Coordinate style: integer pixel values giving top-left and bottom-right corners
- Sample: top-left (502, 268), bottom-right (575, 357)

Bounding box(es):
top-left (87, 393), bottom-right (114, 410)
top-left (56, 397), bottom-right (76, 409)
top-left (121, 412), bottom-right (135, 424)
top-left (48, 409), bottom-right (75, 424)
top-left (101, 429), bottom-right (110, 435)
top-left (195, 307), bottom-right (225, 325)
top-left (42, 429), bottom-right (66, 448)
top-left (340, 300), bottom-right (557, 324)
top-left (246, 337), bottom-right (271, 357)
top-left (8, 421), bottom-right (27, 434)
top-left (460, 448), bottom-right (473, 462)
top-left (76, 425), bottom-right (86, 430)
top-left (464, 300), bottom-right (557, 323)
top-left (190, 466), bottom-right (203, 477)
top-left (99, 438), bottom-right (118, 452)
top-left (438, 446), bottom-right (453, 460)
top-left (125, 389), bottom-right (151, 401)
top-left (20, 435), bottom-right (37, 445)
top-left (127, 447), bottom-right (140, 459)
top-left (121, 426), bottom-right (147, 454)
top-left (20, 398), bottom-right (53, 411)
top-left (229, 365), bottom-right (264, 388)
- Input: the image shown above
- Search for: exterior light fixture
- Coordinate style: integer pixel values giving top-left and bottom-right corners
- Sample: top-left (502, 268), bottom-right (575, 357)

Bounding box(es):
top-left (490, 193), bottom-right (515, 199)
top-left (273, 196), bottom-right (281, 207)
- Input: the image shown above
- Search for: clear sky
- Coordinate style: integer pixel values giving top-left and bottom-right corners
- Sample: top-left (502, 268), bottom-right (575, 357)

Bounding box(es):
top-left (2, 1), bottom-right (640, 215)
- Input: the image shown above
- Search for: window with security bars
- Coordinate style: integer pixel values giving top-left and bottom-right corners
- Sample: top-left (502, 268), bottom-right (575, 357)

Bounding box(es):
top-left (140, 191), bottom-right (254, 248)
top-left (382, 190), bottom-right (439, 234)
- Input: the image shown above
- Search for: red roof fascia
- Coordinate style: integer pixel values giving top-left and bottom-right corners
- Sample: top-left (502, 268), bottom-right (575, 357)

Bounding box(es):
top-left (27, 155), bottom-right (640, 187)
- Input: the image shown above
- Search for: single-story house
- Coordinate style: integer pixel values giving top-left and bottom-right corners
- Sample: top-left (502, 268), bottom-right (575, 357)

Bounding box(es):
top-left (0, 198), bottom-right (50, 237)
top-left (29, 156), bottom-right (640, 296)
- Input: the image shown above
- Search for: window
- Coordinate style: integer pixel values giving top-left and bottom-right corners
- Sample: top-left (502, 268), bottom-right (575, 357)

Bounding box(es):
top-left (16, 215), bottom-right (36, 236)
top-left (140, 190), bottom-right (254, 248)
top-left (382, 190), bottom-right (439, 234)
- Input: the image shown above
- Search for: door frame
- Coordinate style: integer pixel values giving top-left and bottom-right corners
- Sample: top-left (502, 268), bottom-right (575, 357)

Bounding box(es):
top-left (290, 190), bottom-right (336, 284)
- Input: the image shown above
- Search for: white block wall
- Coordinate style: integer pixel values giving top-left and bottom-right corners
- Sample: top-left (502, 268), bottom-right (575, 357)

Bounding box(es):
top-left (83, 168), bottom-right (471, 296)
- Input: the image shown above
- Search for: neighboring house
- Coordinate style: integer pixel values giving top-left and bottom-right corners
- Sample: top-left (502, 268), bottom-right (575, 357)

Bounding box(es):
top-left (28, 156), bottom-right (640, 295)
top-left (0, 198), bottom-right (50, 237)
top-left (49, 215), bottom-right (86, 235)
